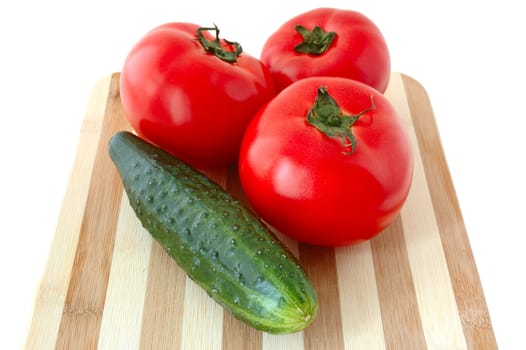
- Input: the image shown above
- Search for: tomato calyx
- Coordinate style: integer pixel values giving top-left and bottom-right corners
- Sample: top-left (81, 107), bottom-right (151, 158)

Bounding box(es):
top-left (306, 87), bottom-right (376, 155)
top-left (294, 25), bottom-right (336, 55)
top-left (196, 24), bottom-right (243, 63)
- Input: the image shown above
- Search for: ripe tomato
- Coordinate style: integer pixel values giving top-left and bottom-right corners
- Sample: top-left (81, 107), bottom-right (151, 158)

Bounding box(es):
top-left (238, 77), bottom-right (413, 247)
top-left (260, 8), bottom-right (391, 93)
top-left (120, 23), bottom-right (275, 169)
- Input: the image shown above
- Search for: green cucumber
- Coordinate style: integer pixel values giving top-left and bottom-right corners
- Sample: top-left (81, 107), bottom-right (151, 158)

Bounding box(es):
top-left (108, 131), bottom-right (317, 334)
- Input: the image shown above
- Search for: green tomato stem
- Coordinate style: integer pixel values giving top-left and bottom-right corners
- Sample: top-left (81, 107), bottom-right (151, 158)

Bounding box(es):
top-left (294, 25), bottom-right (336, 55)
top-left (306, 87), bottom-right (376, 155)
top-left (197, 24), bottom-right (242, 63)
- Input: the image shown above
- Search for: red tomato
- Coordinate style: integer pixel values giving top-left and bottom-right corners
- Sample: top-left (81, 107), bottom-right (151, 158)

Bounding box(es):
top-left (120, 23), bottom-right (275, 169)
top-left (260, 8), bottom-right (391, 93)
top-left (238, 77), bottom-right (413, 247)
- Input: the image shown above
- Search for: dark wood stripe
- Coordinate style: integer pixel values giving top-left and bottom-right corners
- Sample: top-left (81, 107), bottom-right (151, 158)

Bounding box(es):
top-left (371, 216), bottom-right (427, 350)
top-left (299, 245), bottom-right (344, 350)
top-left (402, 74), bottom-right (497, 349)
top-left (56, 73), bottom-right (129, 349)
top-left (139, 243), bottom-right (187, 350)
top-left (222, 311), bottom-right (262, 350)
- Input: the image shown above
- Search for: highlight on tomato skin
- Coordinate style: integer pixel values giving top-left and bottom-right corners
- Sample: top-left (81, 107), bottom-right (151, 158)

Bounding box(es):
top-left (238, 76), bottom-right (413, 247)
top-left (119, 22), bottom-right (276, 170)
top-left (260, 7), bottom-right (391, 93)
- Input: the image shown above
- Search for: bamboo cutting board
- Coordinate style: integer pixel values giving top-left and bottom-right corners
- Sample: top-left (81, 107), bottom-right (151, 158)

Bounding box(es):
top-left (25, 72), bottom-right (497, 350)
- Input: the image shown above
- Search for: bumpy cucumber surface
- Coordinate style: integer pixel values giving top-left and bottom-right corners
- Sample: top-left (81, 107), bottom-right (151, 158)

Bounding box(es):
top-left (108, 131), bottom-right (317, 334)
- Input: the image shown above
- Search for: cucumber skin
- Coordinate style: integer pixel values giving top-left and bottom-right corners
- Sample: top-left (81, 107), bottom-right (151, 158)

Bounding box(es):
top-left (108, 131), bottom-right (317, 334)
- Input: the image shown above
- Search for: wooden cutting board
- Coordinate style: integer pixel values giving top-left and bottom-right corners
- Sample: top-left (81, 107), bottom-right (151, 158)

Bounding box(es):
top-left (25, 72), bottom-right (497, 350)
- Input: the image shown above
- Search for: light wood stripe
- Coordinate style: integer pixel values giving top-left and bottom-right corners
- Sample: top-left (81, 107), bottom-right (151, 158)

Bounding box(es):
top-left (139, 243), bottom-right (186, 350)
top-left (403, 75), bottom-right (497, 349)
top-left (263, 332), bottom-right (304, 350)
top-left (336, 242), bottom-right (386, 350)
top-left (299, 246), bottom-right (344, 350)
top-left (389, 73), bottom-right (467, 349)
top-left (371, 217), bottom-right (427, 349)
top-left (180, 277), bottom-right (224, 350)
top-left (24, 75), bottom-right (112, 350)
top-left (56, 74), bottom-right (128, 349)
top-left (98, 194), bottom-right (152, 350)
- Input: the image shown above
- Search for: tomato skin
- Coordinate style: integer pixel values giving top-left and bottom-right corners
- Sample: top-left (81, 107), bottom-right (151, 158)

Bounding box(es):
top-left (261, 8), bottom-right (391, 93)
top-left (238, 77), bottom-right (413, 247)
top-left (120, 23), bottom-right (275, 169)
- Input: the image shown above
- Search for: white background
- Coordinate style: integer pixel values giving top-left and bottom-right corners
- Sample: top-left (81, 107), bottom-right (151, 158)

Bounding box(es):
top-left (1, 1), bottom-right (525, 348)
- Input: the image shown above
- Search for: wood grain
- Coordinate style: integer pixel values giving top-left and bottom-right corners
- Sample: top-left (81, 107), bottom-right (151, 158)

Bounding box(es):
top-left (391, 73), bottom-right (467, 349)
top-left (24, 75), bottom-right (113, 350)
top-left (335, 242), bottom-right (386, 350)
top-left (139, 243), bottom-right (186, 350)
top-left (402, 75), bottom-right (497, 349)
top-left (24, 72), bottom-right (497, 350)
top-left (98, 195), bottom-right (152, 350)
top-left (371, 216), bottom-right (427, 350)
top-left (55, 73), bottom-right (127, 349)
top-left (299, 245), bottom-right (344, 350)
